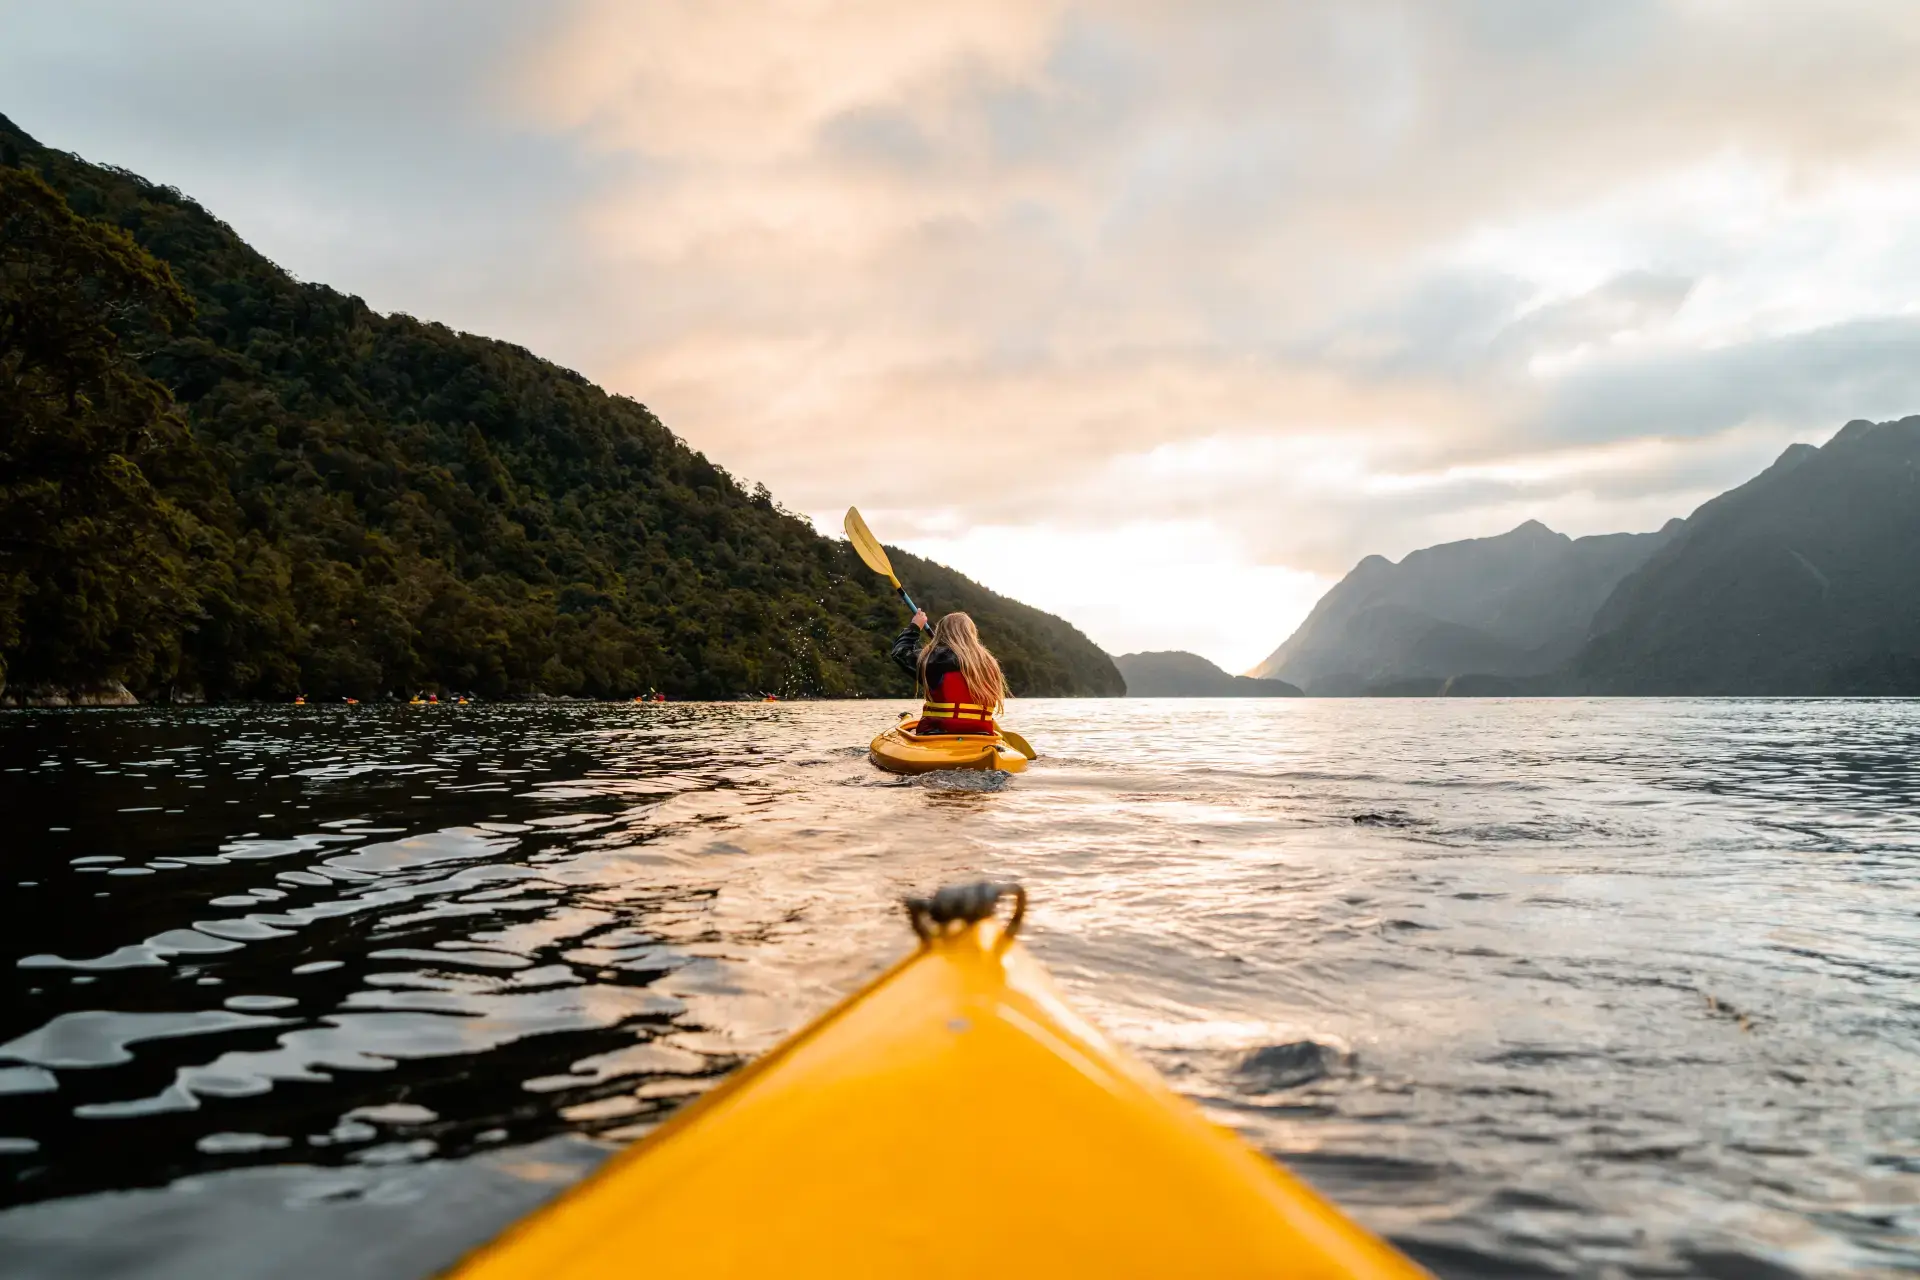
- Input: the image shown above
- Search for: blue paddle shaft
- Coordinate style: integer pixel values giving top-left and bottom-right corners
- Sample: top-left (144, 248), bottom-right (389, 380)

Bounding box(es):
top-left (898, 587), bottom-right (931, 637)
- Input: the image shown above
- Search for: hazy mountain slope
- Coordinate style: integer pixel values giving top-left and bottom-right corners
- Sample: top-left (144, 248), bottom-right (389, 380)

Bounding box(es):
top-left (1573, 417), bottom-right (1920, 694)
top-left (1113, 651), bottom-right (1302, 696)
top-left (0, 114), bottom-right (1122, 701)
top-left (1253, 520), bottom-right (1674, 694)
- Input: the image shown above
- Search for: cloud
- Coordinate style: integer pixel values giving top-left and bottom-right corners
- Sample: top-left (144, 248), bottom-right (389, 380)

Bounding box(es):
top-left (0, 0), bottom-right (614, 352)
top-left (515, 2), bottom-right (1920, 485)
top-left (1537, 315), bottom-right (1920, 446)
top-left (7, 1), bottom-right (1920, 666)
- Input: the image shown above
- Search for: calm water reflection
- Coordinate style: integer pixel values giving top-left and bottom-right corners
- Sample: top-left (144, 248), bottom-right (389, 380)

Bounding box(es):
top-left (1, 700), bottom-right (1916, 1277)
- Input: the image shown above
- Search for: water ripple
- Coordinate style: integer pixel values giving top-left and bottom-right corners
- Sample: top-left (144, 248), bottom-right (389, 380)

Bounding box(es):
top-left (0, 698), bottom-right (1916, 1278)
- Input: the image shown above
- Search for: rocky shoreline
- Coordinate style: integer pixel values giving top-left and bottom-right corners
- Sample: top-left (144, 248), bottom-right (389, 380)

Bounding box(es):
top-left (0, 682), bottom-right (144, 708)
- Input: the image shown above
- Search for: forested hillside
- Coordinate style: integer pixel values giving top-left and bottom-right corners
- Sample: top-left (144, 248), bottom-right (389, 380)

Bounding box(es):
top-left (1251, 520), bottom-right (1674, 695)
top-left (1573, 417), bottom-right (1920, 694)
top-left (0, 115), bottom-right (1122, 702)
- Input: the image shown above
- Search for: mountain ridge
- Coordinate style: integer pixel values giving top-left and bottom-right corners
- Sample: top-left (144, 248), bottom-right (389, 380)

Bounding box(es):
top-left (1114, 651), bottom-right (1302, 697)
top-left (1252, 518), bottom-right (1676, 695)
top-left (0, 114), bottom-right (1124, 702)
top-left (1572, 416), bottom-right (1920, 694)
top-left (1252, 415), bottom-right (1920, 697)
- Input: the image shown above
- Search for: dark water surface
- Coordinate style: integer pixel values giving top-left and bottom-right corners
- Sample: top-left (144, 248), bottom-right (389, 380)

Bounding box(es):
top-left (1, 700), bottom-right (1915, 1277)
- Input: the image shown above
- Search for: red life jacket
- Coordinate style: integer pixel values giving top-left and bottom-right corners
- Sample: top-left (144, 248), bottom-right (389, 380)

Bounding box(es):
top-left (919, 670), bottom-right (997, 735)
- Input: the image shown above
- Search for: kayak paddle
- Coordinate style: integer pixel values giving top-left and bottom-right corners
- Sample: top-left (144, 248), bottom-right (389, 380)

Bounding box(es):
top-left (845, 506), bottom-right (930, 637)
top-left (846, 505), bottom-right (1037, 762)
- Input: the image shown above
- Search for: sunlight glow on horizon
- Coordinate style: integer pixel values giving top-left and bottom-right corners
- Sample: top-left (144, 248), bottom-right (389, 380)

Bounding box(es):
top-left (848, 519), bottom-right (1336, 677)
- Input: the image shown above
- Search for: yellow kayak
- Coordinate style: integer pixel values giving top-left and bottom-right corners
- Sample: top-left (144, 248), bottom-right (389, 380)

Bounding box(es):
top-left (869, 717), bottom-right (1029, 774)
top-left (447, 883), bottom-right (1426, 1279)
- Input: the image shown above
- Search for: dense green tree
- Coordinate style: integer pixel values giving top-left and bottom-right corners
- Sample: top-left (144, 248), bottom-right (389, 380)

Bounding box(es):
top-left (0, 167), bottom-right (202, 694)
top-left (0, 116), bottom-right (1123, 702)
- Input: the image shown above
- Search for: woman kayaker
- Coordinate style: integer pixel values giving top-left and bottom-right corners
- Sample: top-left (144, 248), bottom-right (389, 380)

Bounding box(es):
top-left (892, 610), bottom-right (1007, 735)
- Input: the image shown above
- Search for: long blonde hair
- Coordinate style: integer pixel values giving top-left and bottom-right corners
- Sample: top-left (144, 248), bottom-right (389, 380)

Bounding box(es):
top-left (918, 612), bottom-right (1008, 712)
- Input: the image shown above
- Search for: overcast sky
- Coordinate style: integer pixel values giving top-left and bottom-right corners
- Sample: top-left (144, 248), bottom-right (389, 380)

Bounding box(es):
top-left (7, 1), bottom-right (1920, 670)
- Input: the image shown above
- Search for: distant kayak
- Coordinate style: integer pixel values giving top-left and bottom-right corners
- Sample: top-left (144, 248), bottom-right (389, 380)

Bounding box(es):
top-left (445, 882), bottom-right (1425, 1279)
top-left (869, 717), bottom-right (1028, 774)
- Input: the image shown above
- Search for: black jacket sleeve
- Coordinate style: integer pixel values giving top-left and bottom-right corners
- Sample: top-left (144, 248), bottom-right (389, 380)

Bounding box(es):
top-left (891, 627), bottom-right (960, 686)
top-left (890, 626), bottom-right (923, 678)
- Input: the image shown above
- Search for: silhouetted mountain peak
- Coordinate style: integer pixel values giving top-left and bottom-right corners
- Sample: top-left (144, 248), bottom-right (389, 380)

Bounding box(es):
top-left (1827, 413), bottom-right (1919, 451)
top-left (1768, 442), bottom-right (1819, 476)
top-left (1113, 651), bottom-right (1301, 697)
top-left (1576, 413), bottom-right (1920, 694)
top-left (1828, 418), bottom-right (1879, 447)
top-left (1252, 515), bottom-right (1674, 692)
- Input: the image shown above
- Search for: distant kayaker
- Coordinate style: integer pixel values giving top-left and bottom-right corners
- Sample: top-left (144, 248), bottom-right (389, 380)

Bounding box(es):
top-left (892, 610), bottom-right (1007, 735)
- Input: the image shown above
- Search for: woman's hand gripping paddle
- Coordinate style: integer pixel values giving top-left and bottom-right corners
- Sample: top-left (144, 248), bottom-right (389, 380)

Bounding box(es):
top-left (844, 507), bottom-right (930, 638)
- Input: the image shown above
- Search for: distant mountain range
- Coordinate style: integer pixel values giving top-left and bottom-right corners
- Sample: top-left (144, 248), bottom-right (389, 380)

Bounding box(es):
top-left (1114, 651), bottom-right (1301, 697)
top-left (1252, 520), bottom-right (1676, 694)
top-left (1574, 416), bottom-right (1920, 694)
top-left (1254, 416), bottom-right (1920, 696)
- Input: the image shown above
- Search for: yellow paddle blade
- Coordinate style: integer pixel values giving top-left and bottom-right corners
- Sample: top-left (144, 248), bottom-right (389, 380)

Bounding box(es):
top-left (843, 506), bottom-right (901, 587)
top-left (999, 728), bottom-right (1038, 760)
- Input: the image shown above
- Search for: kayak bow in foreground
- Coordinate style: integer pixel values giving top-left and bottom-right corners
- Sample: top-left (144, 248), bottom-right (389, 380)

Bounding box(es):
top-left (446, 882), bottom-right (1426, 1279)
top-left (869, 717), bottom-right (1029, 774)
